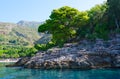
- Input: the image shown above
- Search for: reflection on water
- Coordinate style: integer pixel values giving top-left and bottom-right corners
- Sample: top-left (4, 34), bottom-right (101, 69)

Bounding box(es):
top-left (0, 63), bottom-right (120, 79)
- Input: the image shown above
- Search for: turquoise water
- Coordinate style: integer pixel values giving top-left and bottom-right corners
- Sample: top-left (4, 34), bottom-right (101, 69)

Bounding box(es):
top-left (0, 63), bottom-right (120, 79)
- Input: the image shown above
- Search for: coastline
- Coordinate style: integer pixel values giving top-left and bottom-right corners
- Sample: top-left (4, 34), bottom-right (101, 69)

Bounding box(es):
top-left (13, 34), bottom-right (120, 69)
top-left (0, 58), bottom-right (20, 63)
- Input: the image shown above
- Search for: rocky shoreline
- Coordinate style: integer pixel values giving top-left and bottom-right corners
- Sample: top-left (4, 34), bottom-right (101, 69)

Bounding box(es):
top-left (7, 34), bottom-right (120, 69)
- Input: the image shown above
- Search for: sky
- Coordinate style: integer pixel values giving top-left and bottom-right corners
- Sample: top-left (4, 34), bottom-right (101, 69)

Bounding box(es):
top-left (0, 0), bottom-right (106, 23)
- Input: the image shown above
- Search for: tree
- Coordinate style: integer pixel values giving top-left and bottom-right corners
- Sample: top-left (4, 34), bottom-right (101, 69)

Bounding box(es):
top-left (38, 6), bottom-right (89, 45)
top-left (107, 0), bottom-right (120, 29)
top-left (87, 3), bottom-right (108, 33)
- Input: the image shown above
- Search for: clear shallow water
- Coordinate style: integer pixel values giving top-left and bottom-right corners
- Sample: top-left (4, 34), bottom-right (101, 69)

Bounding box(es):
top-left (0, 63), bottom-right (120, 79)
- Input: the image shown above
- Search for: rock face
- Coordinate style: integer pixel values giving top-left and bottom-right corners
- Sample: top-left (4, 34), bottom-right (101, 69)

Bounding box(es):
top-left (12, 34), bottom-right (120, 69)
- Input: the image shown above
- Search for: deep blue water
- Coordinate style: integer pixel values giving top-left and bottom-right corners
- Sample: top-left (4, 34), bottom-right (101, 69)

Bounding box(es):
top-left (0, 63), bottom-right (120, 79)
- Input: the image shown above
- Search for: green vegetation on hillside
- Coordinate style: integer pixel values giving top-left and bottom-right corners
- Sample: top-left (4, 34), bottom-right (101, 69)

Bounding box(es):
top-left (37, 0), bottom-right (120, 50)
top-left (0, 22), bottom-right (41, 58)
top-left (1, 0), bottom-right (120, 57)
top-left (0, 45), bottom-right (37, 58)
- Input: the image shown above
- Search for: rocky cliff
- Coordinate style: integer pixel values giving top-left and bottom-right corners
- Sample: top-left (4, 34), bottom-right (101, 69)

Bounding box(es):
top-left (10, 34), bottom-right (120, 69)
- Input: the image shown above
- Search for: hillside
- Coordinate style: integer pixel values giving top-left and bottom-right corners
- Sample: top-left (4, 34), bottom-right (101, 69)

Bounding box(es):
top-left (0, 21), bottom-right (41, 46)
top-left (0, 21), bottom-right (46, 58)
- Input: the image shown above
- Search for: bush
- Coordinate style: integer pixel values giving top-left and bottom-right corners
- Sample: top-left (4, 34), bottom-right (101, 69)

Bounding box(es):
top-left (0, 45), bottom-right (38, 58)
top-left (94, 24), bottom-right (109, 40)
top-left (35, 41), bottom-right (56, 51)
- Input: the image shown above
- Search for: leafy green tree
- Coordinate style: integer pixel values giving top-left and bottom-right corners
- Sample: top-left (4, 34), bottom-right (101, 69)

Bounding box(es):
top-left (87, 3), bottom-right (108, 33)
top-left (38, 6), bottom-right (89, 45)
top-left (107, 0), bottom-right (120, 29)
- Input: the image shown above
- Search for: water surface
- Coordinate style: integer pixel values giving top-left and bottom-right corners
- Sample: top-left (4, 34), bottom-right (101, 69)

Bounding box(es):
top-left (0, 63), bottom-right (120, 79)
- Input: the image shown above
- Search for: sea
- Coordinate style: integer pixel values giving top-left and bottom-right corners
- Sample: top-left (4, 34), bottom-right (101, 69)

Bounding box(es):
top-left (0, 63), bottom-right (120, 79)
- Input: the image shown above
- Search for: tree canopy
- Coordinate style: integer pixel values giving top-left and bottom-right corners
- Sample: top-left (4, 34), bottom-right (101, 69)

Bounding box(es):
top-left (39, 6), bottom-right (89, 45)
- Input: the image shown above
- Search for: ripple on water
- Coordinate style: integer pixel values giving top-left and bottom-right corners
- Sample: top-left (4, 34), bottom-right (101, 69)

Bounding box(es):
top-left (0, 63), bottom-right (120, 79)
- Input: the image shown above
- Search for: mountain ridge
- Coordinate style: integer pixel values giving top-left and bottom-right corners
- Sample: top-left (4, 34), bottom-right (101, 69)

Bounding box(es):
top-left (0, 20), bottom-right (42, 46)
top-left (17, 20), bottom-right (44, 28)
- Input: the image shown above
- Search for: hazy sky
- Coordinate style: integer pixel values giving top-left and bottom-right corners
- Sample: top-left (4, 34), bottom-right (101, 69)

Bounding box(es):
top-left (0, 0), bottom-right (106, 23)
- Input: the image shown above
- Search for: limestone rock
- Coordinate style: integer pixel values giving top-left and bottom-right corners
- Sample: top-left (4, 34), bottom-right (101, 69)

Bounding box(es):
top-left (9, 34), bottom-right (120, 69)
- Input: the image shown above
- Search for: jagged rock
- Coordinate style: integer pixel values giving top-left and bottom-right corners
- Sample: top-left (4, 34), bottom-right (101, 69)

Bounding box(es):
top-left (9, 34), bottom-right (120, 69)
top-left (112, 55), bottom-right (120, 67)
top-left (6, 57), bottom-right (30, 67)
top-left (15, 57), bottom-right (31, 66)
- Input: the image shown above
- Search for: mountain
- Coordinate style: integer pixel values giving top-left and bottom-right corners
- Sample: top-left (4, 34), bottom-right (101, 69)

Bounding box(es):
top-left (0, 21), bottom-right (42, 47)
top-left (17, 20), bottom-right (44, 28)
top-left (0, 21), bottom-right (52, 58)
top-left (0, 20), bottom-right (52, 49)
